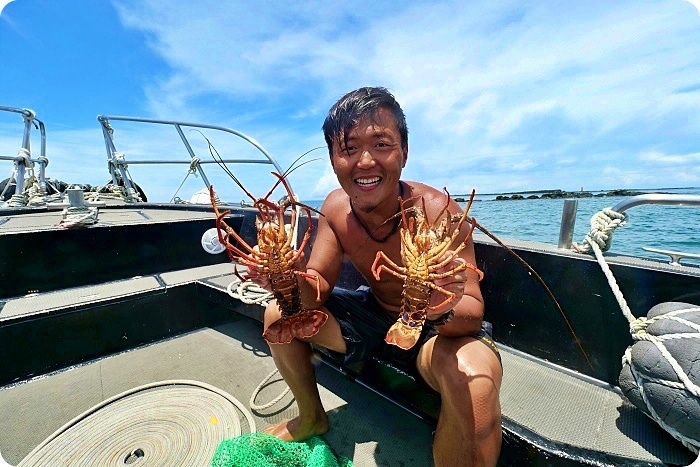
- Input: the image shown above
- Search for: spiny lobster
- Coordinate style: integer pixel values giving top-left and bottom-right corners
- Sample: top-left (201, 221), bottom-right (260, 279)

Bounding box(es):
top-left (371, 189), bottom-right (483, 350)
top-left (205, 137), bottom-right (327, 344)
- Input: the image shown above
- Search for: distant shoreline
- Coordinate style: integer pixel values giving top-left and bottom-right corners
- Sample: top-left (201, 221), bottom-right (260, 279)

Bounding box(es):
top-left (452, 187), bottom-right (697, 202)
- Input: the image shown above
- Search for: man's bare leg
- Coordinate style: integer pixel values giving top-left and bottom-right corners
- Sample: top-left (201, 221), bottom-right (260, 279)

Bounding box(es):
top-left (262, 302), bottom-right (346, 441)
top-left (417, 335), bottom-right (502, 466)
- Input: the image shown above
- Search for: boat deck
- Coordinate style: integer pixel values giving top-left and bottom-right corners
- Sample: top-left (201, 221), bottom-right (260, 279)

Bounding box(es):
top-left (0, 262), bottom-right (692, 466)
top-left (0, 317), bottom-right (434, 466)
top-left (0, 205), bottom-right (695, 466)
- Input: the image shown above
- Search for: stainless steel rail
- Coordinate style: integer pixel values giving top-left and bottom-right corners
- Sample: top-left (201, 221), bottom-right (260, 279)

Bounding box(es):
top-left (0, 106), bottom-right (49, 200)
top-left (611, 193), bottom-right (700, 212)
top-left (558, 193), bottom-right (700, 256)
top-left (97, 115), bottom-right (287, 202)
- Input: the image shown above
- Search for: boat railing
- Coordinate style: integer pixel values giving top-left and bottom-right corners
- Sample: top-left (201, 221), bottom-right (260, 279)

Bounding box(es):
top-left (559, 193), bottom-right (700, 264)
top-left (0, 106), bottom-right (50, 205)
top-left (97, 115), bottom-right (287, 203)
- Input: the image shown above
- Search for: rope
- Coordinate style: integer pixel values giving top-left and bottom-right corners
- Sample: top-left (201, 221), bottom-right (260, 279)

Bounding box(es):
top-left (621, 306), bottom-right (700, 454)
top-left (83, 182), bottom-right (142, 204)
top-left (23, 177), bottom-right (63, 207)
top-left (4, 193), bottom-right (26, 208)
top-left (578, 227), bottom-right (700, 453)
top-left (57, 206), bottom-right (99, 229)
top-left (171, 158), bottom-right (201, 203)
top-left (224, 201), bottom-right (303, 415)
top-left (15, 380), bottom-right (256, 466)
top-left (249, 369), bottom-right (291, 412)
top-left (226, 277), bottom-right (294, 415)
top-left (227, 279), bottom-right (273, 306)
top-left (572, 208), bottom-right (627, 253)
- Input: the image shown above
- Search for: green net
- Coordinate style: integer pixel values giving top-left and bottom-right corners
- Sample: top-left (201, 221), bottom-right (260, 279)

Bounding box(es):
top-left (211, 432), bottom-right (353, 467)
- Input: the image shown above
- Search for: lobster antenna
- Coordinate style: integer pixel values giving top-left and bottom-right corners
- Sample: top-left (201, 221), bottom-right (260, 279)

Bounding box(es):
top-left (470, 217), bottom-right (594, 371)
top-left (193, 130), bottom-right (258, 202)
top-left (267, 171), bottom-right (324, 217)
top-left (261, 146), bottom-right (325, 200)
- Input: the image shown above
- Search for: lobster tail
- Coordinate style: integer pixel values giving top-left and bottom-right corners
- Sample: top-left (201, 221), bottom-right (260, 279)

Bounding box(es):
top-left (263, 310), bottom-right (329, 344)
top-left (385, 320), bottom-right (422, 350)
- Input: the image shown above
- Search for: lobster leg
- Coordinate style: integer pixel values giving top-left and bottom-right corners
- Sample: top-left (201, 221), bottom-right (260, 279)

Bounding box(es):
top-left (371, 251), bottom-right (407, 281)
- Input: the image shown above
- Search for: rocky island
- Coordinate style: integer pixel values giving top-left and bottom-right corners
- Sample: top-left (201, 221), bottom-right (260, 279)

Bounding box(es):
top-left (453, 189), bottom-right (651, 202)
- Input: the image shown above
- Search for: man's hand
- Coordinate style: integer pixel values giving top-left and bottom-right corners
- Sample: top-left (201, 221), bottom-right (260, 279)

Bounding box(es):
top-left (244, 245), bottom-right (310, 293)
top-left (426, 252), bottom-right (467, 319)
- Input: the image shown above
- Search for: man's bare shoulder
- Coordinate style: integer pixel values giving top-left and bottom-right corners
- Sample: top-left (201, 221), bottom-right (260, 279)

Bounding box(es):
top-left (404, 181), bottom-right (445, 199)
top-left (319, 188), bottom-right (349, 220)
top-left (402, 181), bottom-right (470, 224)
top-left (405, 181), bottom-right (456, 206)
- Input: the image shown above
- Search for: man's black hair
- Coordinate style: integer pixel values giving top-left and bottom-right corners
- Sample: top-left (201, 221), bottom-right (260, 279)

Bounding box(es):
top-left (322, 87), bottom-right (408, 159)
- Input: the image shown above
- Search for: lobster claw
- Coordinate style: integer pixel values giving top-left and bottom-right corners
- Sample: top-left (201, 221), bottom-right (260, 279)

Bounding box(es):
top-left (385, 320), bottom-right (423, 350)
top-left (263, 310), bottom-right (329, 344)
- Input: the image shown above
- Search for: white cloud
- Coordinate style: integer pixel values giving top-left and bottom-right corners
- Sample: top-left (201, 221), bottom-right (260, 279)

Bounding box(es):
top-left (2, 0), bottom-right (700, 201)
top-left (639, 151), bottom-right (700, 165)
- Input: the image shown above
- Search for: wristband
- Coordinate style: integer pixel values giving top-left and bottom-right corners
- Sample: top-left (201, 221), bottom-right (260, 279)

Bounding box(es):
top-left (426, 309), bottom-right (454, 326)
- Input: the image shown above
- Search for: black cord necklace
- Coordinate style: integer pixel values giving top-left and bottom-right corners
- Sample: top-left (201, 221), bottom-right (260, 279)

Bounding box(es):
top-left (350, 181), bottom-right (404, 243)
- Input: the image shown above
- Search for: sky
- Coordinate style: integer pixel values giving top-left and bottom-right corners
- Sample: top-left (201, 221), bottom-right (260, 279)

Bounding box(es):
top-left (1, 0), bottom-right (699, 203)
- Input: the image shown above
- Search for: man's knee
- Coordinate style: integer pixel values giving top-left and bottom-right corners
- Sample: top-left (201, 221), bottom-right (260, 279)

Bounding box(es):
top-left (433, 339), bottom-right (502, 423)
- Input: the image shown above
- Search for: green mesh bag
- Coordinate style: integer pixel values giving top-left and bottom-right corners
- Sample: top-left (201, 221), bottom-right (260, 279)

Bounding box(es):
top-left (211, 432), bottom-right (353, 467)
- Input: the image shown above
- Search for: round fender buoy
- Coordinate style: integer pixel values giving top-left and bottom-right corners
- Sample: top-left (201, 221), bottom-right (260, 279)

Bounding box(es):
top-left (0, 178), bottom-right (16, 201)
top-left (619, 302), bottom-right (700, 453)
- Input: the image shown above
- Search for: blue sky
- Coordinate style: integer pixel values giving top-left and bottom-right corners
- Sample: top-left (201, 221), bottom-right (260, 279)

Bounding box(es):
top-left (1, 0), bottom-right (699, 203)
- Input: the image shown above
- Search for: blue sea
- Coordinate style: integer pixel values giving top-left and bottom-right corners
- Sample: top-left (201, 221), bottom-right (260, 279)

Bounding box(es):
top-left (304, 187), bottom-right (700, 266)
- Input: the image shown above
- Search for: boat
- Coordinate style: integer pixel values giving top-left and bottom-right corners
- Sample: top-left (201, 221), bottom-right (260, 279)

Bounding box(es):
top-left (0, 106), bottom-right (697, 466)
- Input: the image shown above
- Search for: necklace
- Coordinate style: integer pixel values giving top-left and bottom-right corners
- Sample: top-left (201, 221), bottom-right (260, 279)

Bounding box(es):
top-left (350, 181), bottom-right (404, 243)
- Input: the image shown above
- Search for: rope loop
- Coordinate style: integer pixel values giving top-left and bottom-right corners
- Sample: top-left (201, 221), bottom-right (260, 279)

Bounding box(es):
top-left (188, 157), bottom-right (201, 175)
top-left (14, 148), bottom-right (31, 166)
top-left (227, 279), bottom-right (273, 306)
top-left (113, 152), bottom-right (128, 169)
top-left (573, 208), bottom-right (627, 253)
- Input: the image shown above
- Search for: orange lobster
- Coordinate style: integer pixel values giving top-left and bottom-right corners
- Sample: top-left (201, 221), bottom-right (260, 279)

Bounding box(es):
top-left (209, 171), bottom-right (327, 344)
top-left (371, 189), bottom-right (483, 350)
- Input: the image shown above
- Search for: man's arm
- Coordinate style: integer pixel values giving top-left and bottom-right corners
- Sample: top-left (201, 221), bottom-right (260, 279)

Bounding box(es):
top-left (422, 190), bottom-right (485, 336)
top-left (297, 193), bottom-right (345, 309)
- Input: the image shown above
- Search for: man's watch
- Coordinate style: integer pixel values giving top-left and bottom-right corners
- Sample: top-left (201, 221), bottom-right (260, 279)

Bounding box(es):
top-left (426, 309), bottom-right (454, 326)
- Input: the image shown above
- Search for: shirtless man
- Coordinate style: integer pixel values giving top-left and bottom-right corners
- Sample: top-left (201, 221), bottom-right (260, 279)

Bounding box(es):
top-left (259, 87), bottom-right (503, 466)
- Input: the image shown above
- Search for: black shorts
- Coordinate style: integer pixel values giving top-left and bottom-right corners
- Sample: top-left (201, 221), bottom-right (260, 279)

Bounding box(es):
top-left (322, 286), bottom-right (500, 378)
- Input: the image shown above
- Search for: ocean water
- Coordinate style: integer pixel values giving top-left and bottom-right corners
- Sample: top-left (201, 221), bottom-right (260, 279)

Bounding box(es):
top-left (304, 187), bottom-right (700, 265)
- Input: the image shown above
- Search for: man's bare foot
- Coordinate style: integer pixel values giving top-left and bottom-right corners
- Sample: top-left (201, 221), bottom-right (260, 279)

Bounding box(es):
top-left (263, 414), bottom-right (329, 442)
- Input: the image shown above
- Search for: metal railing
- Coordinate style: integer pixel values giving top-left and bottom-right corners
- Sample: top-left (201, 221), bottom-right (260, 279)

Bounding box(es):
top-left (558, 193), bottom-right (700, 263)
top-left (0, 106), bottom-right (50, 203)
top-left (97, 115), bottom-right (286, 203)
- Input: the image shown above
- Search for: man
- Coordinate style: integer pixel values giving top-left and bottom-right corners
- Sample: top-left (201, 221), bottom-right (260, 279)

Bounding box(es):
top-left (259, 87), bottom-right (502, 466)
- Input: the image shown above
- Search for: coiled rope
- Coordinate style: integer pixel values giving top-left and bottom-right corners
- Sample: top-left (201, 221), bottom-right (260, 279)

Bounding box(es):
top-left (12, 380), bottom-right (256, 467)
top-left (57, 206), bottom-right (99, 229)
top-left (227, 279), bottom-right (273, 307)
top-left (574, 209), bottom-right (700, 454)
